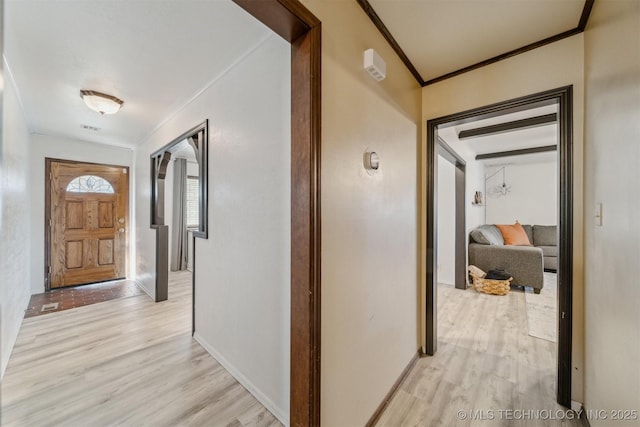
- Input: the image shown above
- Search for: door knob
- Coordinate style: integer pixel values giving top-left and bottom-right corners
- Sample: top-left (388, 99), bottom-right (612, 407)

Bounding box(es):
top-left (118, 217), bottom-right (125, 224)
top-left (118, 228), bottom-right (125, 233)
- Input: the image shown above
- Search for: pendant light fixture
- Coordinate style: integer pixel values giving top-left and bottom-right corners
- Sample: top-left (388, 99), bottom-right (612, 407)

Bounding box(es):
top-left (80, 90), bottom-right (124, 115)
top-left (486, 166), bottom-right (512, 197)
top-left (496, 167), bottom-right (511, 196)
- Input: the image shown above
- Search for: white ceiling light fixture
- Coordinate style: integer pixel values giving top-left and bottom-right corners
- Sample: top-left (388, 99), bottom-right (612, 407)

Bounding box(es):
top-left (80, 90), bottom-right (124, 115)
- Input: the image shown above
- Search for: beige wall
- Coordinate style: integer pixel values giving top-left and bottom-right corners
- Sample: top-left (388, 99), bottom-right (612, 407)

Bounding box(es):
top-left (583, 1), bottom-right (640, 424)
top-left (421, 34), bottom-right (586, 403)
top-left (300, 1), bottom-right (422, 425)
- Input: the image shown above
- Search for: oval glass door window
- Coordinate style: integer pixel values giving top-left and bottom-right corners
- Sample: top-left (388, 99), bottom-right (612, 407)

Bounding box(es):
top-left (66, 175), bottom-right (115, 194)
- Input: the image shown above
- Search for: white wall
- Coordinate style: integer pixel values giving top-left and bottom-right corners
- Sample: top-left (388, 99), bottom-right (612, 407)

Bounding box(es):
top-left (456, 148), bottom-right (485, 231)
top-left (186, 161), bottom-right (197, 271)
top-left (0, 63), bottom-right (32, 377)
top-left (28, 134), bottom-right (133, 294)
top-left (437, 156), bottom-right (455, 285)
top-left (465, 160), bottom-right (486, 233)
top-left (485, 158), bottom-right (557, 225)
top-left (583, 1), bottom-right (640, 424)
top-left (422, 34), bottom-right (586, 401)
top-left (299, 1), bottom-right (421, 425)
top-left (133, 35), bottom-right (291, 423)
top-left (164, 159), bottom-right (174, 269)
top-left (440, 136), bottom-right (486, 277)
top-left (186, 230), bottom-right (194, 272)
top-left (436, 148), bottom-right (489, 286)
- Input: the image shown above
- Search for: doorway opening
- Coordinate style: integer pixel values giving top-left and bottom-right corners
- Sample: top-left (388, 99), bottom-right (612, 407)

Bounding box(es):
top-left (151, 121), bottom-right (207, 308)
top-left (148, 2), bottom-right (321, 424)
top-left (151, 121), bottom-right (206, 339)
top-left (425, 86), bottom-right (573, 407)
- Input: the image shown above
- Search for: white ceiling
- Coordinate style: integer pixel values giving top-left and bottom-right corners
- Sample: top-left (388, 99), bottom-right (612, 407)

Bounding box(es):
top-left (368, 0), bottom-right (585, 82)
top-left (4, 0), bottom-right (272, 147)
top-left (438, 104), bottom-right (558, 165)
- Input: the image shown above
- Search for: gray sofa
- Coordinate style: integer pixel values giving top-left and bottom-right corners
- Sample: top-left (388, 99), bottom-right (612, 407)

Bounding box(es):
top-left (468, 224), bottom-right (557, 294)
top-left (527, 225), bottom-right (558, 271)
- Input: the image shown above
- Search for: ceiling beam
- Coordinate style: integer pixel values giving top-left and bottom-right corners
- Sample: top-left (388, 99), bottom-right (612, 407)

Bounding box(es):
top-left (475, 145), bottom-right (557, 160)
top-left (437, 137), bottom-right (466, 167)
top-left (458, 113), bottom-right (557, 140)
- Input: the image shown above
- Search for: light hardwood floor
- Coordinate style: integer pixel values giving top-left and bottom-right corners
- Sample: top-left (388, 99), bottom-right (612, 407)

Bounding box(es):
top-left (1, 271), bottom-right (281, 427)
top-left (4, 274), bottom-right (578, 427)
top-left (376, 283), bottom-right (580, 427)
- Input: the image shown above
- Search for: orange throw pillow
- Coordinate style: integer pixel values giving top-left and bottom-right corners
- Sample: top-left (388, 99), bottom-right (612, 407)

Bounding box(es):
top-left (496, 222), bottom-right (531, 246)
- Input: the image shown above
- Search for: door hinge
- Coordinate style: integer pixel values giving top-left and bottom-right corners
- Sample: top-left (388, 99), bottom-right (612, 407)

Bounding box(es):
top-left (49, 219), bottom-right (52, 227)
top-left (562, 311), bottom-right (566, 319)
top-left (48, 265), bottom-right (51, 274)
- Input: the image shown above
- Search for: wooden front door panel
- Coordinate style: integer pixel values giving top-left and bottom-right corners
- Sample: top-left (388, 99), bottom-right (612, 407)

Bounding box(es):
top-left (49, 160), bottom-right (128, 288)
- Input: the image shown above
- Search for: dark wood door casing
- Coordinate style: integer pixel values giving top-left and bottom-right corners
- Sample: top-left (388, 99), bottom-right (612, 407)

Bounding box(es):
top-left (425, 86), bottom-right (574, 407)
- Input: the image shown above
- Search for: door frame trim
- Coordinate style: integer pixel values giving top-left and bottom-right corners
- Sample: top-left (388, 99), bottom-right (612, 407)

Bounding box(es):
top-left (424, 85), bottom-right (573, 407)
top-left (231, 3), bottom-right (322, 423)
top-left (44, 157), bottom-right (130, 291)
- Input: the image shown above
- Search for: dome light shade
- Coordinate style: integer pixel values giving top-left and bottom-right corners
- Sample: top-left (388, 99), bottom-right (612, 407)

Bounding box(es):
top-left (80, 90), bottom-right (123, 115)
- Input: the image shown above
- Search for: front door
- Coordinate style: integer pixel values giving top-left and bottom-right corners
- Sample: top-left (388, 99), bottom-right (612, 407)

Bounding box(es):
top-left (47, 159), bottom-right (128, 289)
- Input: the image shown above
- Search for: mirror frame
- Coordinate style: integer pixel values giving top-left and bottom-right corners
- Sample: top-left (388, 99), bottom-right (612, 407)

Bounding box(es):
top-left (150, 120), bottom-right (208, 239)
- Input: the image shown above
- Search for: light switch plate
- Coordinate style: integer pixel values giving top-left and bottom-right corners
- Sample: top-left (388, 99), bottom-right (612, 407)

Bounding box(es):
top-left (595, 202), bottom-right (603, 226)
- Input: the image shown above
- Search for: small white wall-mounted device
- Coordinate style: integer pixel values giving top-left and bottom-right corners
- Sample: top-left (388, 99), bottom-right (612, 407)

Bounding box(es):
top-left (364, 151), bottom-right (380, 173)
top-left (364, 48), bottom-right (386, 81)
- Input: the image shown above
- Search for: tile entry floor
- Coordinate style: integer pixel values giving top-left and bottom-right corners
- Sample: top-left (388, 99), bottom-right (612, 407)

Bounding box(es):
top-left (24, 279), bottom-right (144, 318)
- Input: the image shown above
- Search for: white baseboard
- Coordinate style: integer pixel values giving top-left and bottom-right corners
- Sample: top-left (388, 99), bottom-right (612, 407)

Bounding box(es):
top-left (193, 332), bottom-right (288, 426)
top-left (572, 401), bottom-right (592, 427)
top-left (133, 277), bottom-right (154, 300)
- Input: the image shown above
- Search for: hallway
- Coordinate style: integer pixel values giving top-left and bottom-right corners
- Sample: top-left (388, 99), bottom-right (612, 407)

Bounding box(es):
top-left (1, 272), bottom-right (280, 427)
top-left (376, 283), bottom-right (579, 427)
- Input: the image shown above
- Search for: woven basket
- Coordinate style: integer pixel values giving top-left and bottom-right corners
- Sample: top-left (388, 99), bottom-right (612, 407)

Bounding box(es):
top-left (472, 275), bottom-right (512, 296)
